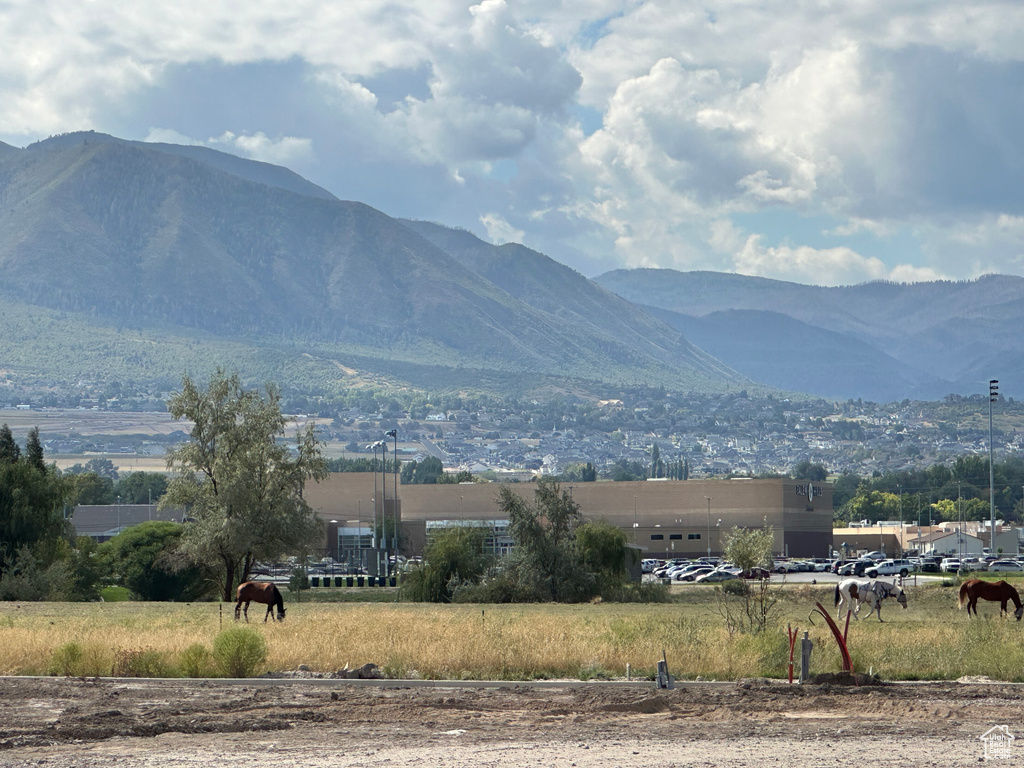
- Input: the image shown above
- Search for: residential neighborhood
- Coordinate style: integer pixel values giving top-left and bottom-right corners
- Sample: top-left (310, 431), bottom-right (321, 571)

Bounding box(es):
top-left (3, 387), bottom-right (1020, 485)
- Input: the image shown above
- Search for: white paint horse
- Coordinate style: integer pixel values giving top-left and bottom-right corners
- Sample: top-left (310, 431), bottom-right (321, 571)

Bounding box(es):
top-left (834, 578), bottom-right (908, 622)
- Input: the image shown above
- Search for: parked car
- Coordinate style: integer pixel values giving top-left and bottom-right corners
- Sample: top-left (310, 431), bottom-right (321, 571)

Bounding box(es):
top-left (676, 567), bottom-right (716, 582)
top-left (940, 558), bottom-right (961, 573)
top-left (865, 559), bottom-right (913, 578)
top-left (694, 568), bottom-right (740, 583)
top-left (838, 560), bottom-right (875, 577)
top-left (986, 559), bottom-right (1023, 572)
top-left (741, 567), bottom-right (771, 580)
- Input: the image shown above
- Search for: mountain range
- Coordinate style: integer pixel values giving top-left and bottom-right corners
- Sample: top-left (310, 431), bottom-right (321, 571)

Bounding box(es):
top-left (592, 270), bottom-right (1024, 401)
top-left (0, 131), bottom-right (1019, 403)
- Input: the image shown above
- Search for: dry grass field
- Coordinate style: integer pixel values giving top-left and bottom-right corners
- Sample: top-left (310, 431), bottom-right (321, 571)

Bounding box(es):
top-left (2, 580), bottom-right (1022, 682)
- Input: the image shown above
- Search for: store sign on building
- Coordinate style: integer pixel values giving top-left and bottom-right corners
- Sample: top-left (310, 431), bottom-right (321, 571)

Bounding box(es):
top-left (795, 483), bottom-right (822, 510)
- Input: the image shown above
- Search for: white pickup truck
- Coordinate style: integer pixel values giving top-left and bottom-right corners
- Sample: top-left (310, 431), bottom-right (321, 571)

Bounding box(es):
top-left (865, 559), bottom-right (913, 578)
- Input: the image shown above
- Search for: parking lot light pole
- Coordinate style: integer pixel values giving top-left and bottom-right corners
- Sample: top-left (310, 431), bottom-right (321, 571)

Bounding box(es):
top-left (989, 380), bottom-right (998, 553)
top-left (705, 496), bottom-right (712, 558)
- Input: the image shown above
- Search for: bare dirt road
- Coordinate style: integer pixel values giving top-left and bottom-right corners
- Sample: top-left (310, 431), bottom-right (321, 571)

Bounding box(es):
top-left (1, 675), bottom-right (1021, 767)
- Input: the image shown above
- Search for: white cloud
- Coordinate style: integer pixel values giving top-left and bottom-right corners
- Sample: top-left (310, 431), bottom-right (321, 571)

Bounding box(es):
top-left (144, 128), bottom-right (201, 145)
top-left (731, 235), bottom-right (945, 286)
top-left (480, 213), bottom-right (525, 245)
top-left (208, 131), bottom-right (313, 166)
top-left (1, 0), bottom-right (1023, 283)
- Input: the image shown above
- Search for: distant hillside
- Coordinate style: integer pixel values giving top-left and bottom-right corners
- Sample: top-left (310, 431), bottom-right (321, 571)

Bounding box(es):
top-left (595, 269), bottom-right (1024, 400)
top-left (28, 131), bottom-right (337, 201)
top-left (0, 133), bottom-right (747, 397)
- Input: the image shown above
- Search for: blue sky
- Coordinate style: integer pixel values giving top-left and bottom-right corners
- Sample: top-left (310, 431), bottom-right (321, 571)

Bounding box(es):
top-left (2, 0), bottom-right (1022, 286)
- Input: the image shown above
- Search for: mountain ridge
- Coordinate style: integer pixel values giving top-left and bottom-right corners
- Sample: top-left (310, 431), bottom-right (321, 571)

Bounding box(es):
top-left (594, 269), bottom-right (1024, 400)
top-left (0, 132), bottom-right (747, 398)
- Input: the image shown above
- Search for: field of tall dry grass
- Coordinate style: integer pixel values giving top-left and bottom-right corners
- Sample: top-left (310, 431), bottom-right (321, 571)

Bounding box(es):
top-left (2, 581), bottom-right (1023, 681)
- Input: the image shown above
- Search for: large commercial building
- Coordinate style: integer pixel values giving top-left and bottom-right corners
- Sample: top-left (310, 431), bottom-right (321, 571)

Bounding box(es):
top-left (67, 475), bottom-right (835, 565)
top-left (302, 474), bottom-right (834, 564)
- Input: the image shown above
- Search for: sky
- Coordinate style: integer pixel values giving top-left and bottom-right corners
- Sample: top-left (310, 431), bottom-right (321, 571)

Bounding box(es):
top-left (2, 0), bottom-right (1023, 286)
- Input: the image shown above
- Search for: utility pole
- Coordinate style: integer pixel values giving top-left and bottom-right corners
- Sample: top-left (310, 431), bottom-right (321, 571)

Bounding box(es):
top-left (705, 496), bottom-right (712, 558)
top-left (989, 380), bottom-right (999, 554)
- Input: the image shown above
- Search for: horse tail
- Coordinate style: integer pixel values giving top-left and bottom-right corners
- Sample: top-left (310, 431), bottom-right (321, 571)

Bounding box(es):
top-left (957, 581), bottom-right (968, 609)
top-left (834, 584), bottom-right (840, 607)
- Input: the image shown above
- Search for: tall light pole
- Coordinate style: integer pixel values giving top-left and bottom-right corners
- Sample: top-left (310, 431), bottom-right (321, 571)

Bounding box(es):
top-left (385, 429), bottom-right (398, 559)
top-left (897, 483), bottom-right (902, 556)
top-left (377, 441), bottom-right (389, 573)
top-left (367, 444), bottom-right (379, 552)
top-left (705, 496), bottom-right (712, 558)
top-left (989, 379), bottom-right (999, 553)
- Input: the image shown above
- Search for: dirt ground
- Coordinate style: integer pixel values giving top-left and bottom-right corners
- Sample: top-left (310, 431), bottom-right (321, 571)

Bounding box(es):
top-left (1, 675), bottom-right (1022, 767)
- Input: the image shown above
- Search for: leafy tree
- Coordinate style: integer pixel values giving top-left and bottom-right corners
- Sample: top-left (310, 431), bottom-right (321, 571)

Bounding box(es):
top-left (559, 462), bottom-right (597, 482)
top-left (718, 525), bottom-right (780, 634)
top-left (606, 459), bottom-right (646, 482)
top-left (160, 370), bottom-right (328, 602)
top-left (98, 521), bottom-right (209, 601)
top-left (0, 444), bottom-right (73, 580)
top-left (0, 424), bottom-right (20, 463)
top-left (400, 525), bottom-right (490, 602)
top-left (70, 473), bottom-right (115, 505)
top-left (574, 520), bottom-right (631, 592)
top-left (25, 428), bottom-right (45, 472)
top-left (114, 472), bottom-right (168, 504)
top-left (497, 478), bottom-right (590, 602)
top-left (792, 461), bottom-right (828, 481)
top-left (838, 488), bottom-right (901, 525)
top-left (650, 444), bottom-right (663, 478)
top-left (411, 456), bottom-right (444, 484)
top-left (84, 458), bottom-right (119, 480)
top-left (49, 536), bottom-right (104, 601)
top-left (723, 525), bottom-right (774, 573)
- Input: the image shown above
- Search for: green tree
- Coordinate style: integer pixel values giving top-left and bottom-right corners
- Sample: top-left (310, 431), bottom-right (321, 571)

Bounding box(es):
top-left (792, 461), bottom-right (828, 482)
top-left (0, 424), bottom-right (20, 463)
top-left (411, 456), bottom-right (444, 484)
top-left (25, 428), bottom-right (45, 473)
top-left (497, 478), bottom-right (587, 602)
top-left (838, 488), bottom-right (901, 525)
top-left (160, 370), bottom-right (328, 602)
top-left (400, 525), bottom-right (490, 602)
top-left (98, 521), bottom-right (211, 601)
top-left (114, 472), bottom-right (168, 504)
top-left (0, 446), bottom-right (73, 580)
top-left (650, 444), bottom-right (663, 478)
top-left (574, 520), bottom-right (631, 593)
top-left (719, 525), bottom-right (780, 634)
top-left (723, 525), bottom-right (774, 573)
top-left (70, 473), bottom-right (115, 505)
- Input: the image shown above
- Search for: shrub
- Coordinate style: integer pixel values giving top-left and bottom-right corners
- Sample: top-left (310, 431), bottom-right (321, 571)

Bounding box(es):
top-left (48, 642), bottom-right (84, 676)
top-left (112, 647), bottom-right (172, 677)
top-left (47, 642), bottom-right (108, 677)
top-left (178, 643), bottom-right (215, 678)
top-left (213, 627), bottom-right (268, 678)
top-left (722, 579), bottom-right (749, 597)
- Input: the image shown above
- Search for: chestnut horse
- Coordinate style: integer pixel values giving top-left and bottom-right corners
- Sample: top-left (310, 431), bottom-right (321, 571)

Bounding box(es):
top-left (958, 579), bottom-right (1024, 620)
top-left (235, 581), bottom-right (286, 622)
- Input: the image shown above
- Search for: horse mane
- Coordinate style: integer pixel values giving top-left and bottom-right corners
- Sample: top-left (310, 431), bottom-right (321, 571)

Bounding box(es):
top-left (272, 583), bottom-right (285, 610)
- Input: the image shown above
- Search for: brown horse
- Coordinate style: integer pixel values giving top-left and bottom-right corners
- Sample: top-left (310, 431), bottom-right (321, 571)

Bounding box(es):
top-left (235, 581), bottom-right (286, 622)
top-left (958, 579), bottom-right (1024, 620)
